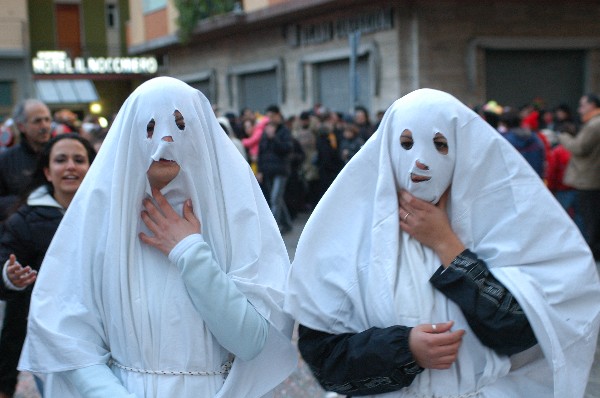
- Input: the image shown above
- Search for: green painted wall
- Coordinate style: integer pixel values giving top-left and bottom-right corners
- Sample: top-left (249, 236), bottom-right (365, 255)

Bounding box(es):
top-left (28, 0), bottom-right (131, 57)
top-left (119, 0), bottom-right (130, 54)
top-left (82, 0), bottom-right (107, 56)
top-left (28, 0), bottom-right (55, 55)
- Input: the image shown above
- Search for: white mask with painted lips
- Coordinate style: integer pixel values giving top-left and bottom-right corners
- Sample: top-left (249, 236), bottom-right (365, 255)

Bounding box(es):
top-left (395, 127), bottom-right (455, 204)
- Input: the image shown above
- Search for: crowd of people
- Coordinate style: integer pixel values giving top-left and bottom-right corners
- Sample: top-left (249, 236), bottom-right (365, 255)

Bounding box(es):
top-left (0, 79), bottom-right (597, 398)
top-left (476, 95), bottom-right (599, 260)
top-left (209, 92), bottom-right (599, 258)
top-left (211, 103), bottom-right (385, 234)
top-left (3, 91), bottom-right (595, 247)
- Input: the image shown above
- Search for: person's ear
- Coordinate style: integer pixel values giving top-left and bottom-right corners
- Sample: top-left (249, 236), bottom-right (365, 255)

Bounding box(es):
top-left (43, 167), bottom-right (52, 182)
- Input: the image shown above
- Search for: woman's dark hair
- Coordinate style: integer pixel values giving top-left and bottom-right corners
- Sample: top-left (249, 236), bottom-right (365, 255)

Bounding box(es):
top-left (16, 133), bottom-right (96, 209)
top-left (354, 105), bottom-right (371, 124)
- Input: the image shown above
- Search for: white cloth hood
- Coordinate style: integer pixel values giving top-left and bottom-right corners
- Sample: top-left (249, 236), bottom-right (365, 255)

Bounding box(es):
top-left (20, 76), bottom-right (297, 397)
top-left (285, 88), bottom-right (600, 397)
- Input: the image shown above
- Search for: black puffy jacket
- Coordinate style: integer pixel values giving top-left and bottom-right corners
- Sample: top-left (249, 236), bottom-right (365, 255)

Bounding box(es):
top-left (0, 202), bottom-right (63, 396)
top-left (0, 203), bottom-right (63, 297)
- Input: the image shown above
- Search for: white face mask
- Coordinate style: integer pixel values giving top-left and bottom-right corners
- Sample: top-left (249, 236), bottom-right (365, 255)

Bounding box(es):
top-left (395, 127), bottom-right (455, 204)
top-left (144, 110), bottom-right (187, 165)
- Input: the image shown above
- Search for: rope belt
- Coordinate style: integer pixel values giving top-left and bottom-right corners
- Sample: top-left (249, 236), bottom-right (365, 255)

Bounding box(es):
top-left (408, 390), bottom-right (481, 398)
top-left (108, 358), bottom-right (232, 376)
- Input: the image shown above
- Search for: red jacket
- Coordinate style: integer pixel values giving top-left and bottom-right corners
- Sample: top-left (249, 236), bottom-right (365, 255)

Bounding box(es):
top-left (546, 144), bottom-right (573, 191)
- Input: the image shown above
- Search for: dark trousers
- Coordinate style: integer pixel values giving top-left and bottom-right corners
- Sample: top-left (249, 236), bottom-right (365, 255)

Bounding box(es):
top-left (262, 174), bottom-right (292, 229)
top-left (578, 189), bottom-right (600, 260)
top-left (0, 297), bottom-right (29, 396)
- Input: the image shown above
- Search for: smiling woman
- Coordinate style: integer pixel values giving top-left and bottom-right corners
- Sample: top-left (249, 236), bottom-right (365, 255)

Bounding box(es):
top-left (43, 137), bottom-right (92, 208)
top-left (0, 133), bottom-right (95, 398)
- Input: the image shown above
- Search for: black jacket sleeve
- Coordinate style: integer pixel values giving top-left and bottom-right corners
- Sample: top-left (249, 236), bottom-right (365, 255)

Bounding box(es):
top-left (297, 250), bottom-right (537, 396)
top-left (429, 249), bottom-right (538, 356)
top-left (0, 213), bottom-right (35, 300)
top-left (297, 324), bottom-right (422, 396)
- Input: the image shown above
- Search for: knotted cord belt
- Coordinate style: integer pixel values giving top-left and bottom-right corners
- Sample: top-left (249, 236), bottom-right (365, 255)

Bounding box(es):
top-left (108, 358), bottom-right (232, 376)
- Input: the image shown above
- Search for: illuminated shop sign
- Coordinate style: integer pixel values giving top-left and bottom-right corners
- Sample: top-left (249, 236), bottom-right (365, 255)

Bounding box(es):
top-left (32, 51), bottom-right (158, 75)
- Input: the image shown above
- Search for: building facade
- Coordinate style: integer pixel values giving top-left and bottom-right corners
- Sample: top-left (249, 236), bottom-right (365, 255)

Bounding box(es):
top-left (0, 0), bottom-right (29, 118)
top-left (127, 0), bottom-right (600, 118)
top-left (0, 0), bottom-right (161, 120)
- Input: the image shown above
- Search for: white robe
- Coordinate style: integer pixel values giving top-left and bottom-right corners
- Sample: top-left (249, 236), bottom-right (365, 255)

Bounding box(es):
top-left (285, 88), bottom-right (600, 398)
top-left (19, 76), bottom-right (297, 397)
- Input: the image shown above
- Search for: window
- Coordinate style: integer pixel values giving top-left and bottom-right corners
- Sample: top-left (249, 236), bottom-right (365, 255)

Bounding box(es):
top-left (315, 56), bottom-right (370, 114)
top-left (0, 82), bottom-right (13, 107)
top-left (143, 0), bottom-right (166, 13)
top-left (299, 42), bottom-right (380, 114)
top-left (227, 59), bottom-right (284, 112)
top-left (486, 49), bottom-right (584, 111)
top-left (107, 4), bottom-right (116, 28)
top-left (238, 71), bottom-right (278, 114)
top-left (55, 3), bottom-right (82, 57)
top-left (178, 69), bottom-right (218, 104)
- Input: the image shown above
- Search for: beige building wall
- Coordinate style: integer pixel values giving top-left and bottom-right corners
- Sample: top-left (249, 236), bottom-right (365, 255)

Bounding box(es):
top-left (127, 1), bottom-right (600, 117)
top-left (166, 5), bottom-right (400, 116)
top-left (243, 0), bottom-right (272, 13)
top-left (127, 0), bottom-right (179, 48)
top-left (127, 0), bottom-right (144, 47)
top-left (0, 0), bottom-right (28, 51)
top-left (0, 0), bottom-right (30, 116)
top-left (410, 1), bottom-right (600, 105)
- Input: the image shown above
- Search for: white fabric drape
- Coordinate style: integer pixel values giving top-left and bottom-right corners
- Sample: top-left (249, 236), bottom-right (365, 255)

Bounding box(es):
top-left (19, 76), bottom-right (297, 397)
top-left (285, 88), bottom-right (600, 398)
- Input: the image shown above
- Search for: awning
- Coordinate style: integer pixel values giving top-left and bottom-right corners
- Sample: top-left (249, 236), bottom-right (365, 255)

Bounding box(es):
top-left (34, 79), bottom-right (99, 104)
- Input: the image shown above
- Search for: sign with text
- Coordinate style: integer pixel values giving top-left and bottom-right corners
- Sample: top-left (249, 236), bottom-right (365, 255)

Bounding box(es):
top-left (286, 8), bottom-right (394, 47)
top-left (32, 51), bottom-right (158, 75)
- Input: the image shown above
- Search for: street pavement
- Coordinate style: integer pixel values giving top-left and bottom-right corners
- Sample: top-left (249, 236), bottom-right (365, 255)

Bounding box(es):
top-left (6, 211), bottom-right (600, 397)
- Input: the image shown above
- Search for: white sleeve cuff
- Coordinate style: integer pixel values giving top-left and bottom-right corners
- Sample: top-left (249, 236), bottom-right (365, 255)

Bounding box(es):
top-left (168, 233), bottom-right (205, 264)
top-left (2, 259), bottom-right (26, 291)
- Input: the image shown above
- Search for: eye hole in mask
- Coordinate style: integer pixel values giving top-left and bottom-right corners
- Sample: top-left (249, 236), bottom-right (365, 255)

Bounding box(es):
top-left (174, 110), bottom-right (185, 131)
top-left (400, 129), bottom-right (413, 150)
top-left (146, 118), bottom-right (155, 139)
top-left (433, 132), bottom-right (449, 155)
top-left (400, 129), bottom-right (450, 155)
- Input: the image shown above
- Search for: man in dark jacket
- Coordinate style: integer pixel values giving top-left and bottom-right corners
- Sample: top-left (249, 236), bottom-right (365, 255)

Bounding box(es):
top-left (0, 99), bottom-right (52, 220)
top-left (257, 105), bottom-right (293, 233)
top-left (499, 109), bottom-right (545, 178)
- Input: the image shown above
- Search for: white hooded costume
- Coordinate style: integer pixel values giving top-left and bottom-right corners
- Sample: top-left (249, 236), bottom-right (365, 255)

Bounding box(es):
top-left (285, 89), bottom-right (600, 397)
top-left (19, 76), bottom-right (297, 397)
